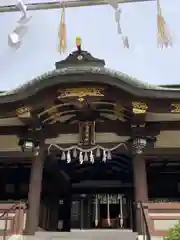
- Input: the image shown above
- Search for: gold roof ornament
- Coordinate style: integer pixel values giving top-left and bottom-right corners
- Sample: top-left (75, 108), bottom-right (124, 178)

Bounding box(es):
top-left (16, 106), bottom-right (32, 117)
top-left (58, 88), bottom-right (104, 99)
top-left (169, 103), bottom-right (180, 113)
top-left (132, 102), bottom-right (148, 114)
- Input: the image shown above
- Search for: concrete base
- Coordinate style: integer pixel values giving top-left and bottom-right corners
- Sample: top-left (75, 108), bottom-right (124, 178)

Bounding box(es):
top-left (4, 235), bottom-right (40, 240)
top-left (5, 233), bottom-right (166, 240)
top-left (35, 229), bottom-right (137, 240)
top-left (4, 230), bottom-right (137, 240)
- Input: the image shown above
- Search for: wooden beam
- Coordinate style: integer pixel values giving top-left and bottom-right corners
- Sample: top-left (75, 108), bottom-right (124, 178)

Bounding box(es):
top-left (0, 152), bottom-right (33, 159)
top-left (0, 0), bottom-right (154, 13)
top-left (1, 120), bottom-right (180, 137)
top-left (145, 148), bottom-right (180, 156)
top-left (0, 121), bottom-right (131, 136)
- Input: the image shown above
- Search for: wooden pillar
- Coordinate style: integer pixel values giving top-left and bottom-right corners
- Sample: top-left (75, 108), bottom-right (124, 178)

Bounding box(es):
top-left (132, 154), bottom-right (148, 233)
top-left (25, 148), bottom-right (45, 235)
top-left (47, 197), bottom-right (59, 231)
top-left (62, 184), bottom-right (72, 232)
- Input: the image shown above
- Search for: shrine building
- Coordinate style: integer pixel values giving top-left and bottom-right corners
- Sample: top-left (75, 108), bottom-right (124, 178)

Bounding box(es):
top-left (0, 46), bottom-right (180, 239)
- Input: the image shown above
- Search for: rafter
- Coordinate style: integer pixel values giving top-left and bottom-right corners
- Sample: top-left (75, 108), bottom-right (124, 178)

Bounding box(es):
top-left (0, 0), bottom-right (155, 13)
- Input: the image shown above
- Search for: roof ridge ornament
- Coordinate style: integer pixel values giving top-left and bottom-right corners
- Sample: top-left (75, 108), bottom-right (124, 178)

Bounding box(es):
top-left (56, 37), bottom-right (105, 69)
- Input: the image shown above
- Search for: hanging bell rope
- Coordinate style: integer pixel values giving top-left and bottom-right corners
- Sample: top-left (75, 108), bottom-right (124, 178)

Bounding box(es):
top-left (58, 3), bottom-right (67, 54)
top-left (157, 0), bottom-right (172, 48)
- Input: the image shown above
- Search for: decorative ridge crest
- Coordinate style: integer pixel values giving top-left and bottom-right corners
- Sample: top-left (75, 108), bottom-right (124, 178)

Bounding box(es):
top-left (55, 50), bottom-right (105, 69)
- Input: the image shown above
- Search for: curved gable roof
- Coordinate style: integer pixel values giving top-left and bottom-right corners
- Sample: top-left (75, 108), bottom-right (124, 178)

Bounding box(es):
top-left (0, 50), bottom-right (180, 103)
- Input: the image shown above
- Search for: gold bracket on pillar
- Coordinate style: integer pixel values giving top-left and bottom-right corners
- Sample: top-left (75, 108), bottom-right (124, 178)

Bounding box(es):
top-left (78, 121), bottom-right (96, 146)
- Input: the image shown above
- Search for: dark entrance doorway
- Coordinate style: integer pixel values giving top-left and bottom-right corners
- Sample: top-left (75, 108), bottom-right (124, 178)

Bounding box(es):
top-left (39, 154), bottom-right (134, 231)
top-left (70, 192), bottom-right (133, 230)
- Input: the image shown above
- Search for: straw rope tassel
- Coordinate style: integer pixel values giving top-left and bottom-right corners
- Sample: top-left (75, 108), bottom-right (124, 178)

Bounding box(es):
top-left (58, 5), bottom-right (67, 54)
top-left (157, 0), bottom-right (172, 48)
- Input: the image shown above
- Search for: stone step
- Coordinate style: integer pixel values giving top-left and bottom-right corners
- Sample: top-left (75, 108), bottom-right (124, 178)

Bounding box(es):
top-left (138, 235), bottom-right (163, 240)
top-left (35, 229), bottom-right (137, 240)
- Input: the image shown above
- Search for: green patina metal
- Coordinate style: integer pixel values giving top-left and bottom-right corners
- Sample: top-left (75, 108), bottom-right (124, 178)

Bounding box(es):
top-left (0, 50), bottom-right (180, 101)
top-left (0, 66), bottom-right (179, 96)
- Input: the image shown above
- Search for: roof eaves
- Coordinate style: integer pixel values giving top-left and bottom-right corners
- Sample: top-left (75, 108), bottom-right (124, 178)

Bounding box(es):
top-left (0, 66), bottom-right (180, 97)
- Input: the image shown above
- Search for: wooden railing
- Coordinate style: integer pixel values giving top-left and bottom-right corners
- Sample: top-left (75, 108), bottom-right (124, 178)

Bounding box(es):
top-left (0, 201), bottom-right (26, 240)
top-left (141, 202), bottom-right (180, 237)
top-left (139, 202), bottom-right (151, 240)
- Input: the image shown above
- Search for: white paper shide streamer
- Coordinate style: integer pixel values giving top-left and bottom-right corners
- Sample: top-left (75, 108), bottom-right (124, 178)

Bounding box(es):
top-left (108, 0), bottom-right (129, 48)
top-left (8, 0), bottom-right (32, 49)
top-left (48, 142), bottom-right (127, 164)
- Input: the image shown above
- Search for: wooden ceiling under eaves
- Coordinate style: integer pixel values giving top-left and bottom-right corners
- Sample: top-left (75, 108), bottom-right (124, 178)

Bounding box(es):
top-left (0, 82), bottom-right (180, 132)
top-left (0, 83), bottom-right (179, 120)
top-left (1, 83), bottom-right (180, 152)
top-left (12, 84), bottom-right (180, 154)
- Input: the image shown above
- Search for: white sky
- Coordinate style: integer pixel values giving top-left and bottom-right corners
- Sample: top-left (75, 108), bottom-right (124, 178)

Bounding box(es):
top-left (0, 0), bottom-right (179, 90)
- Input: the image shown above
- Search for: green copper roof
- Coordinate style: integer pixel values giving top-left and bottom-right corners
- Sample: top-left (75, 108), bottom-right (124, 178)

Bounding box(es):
top-left (0, 65), bottom-right (179, 98)
top-left (0, 48), bottom-right (180, 102)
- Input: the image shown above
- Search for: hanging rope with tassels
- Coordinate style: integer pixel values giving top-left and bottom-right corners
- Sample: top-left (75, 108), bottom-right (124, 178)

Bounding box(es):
top-left (58, 3), bottom-right (67, 54)
top-left (157, 0), bottom-right (172, 48)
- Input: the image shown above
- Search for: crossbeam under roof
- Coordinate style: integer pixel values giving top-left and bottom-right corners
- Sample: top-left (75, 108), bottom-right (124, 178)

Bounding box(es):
top-left (0, 0), bottom-right (155, 13)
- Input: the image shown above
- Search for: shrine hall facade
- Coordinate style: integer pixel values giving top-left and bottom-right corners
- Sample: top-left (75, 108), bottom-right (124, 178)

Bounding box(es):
top-left (0, 48), bottom-right (180, 237)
